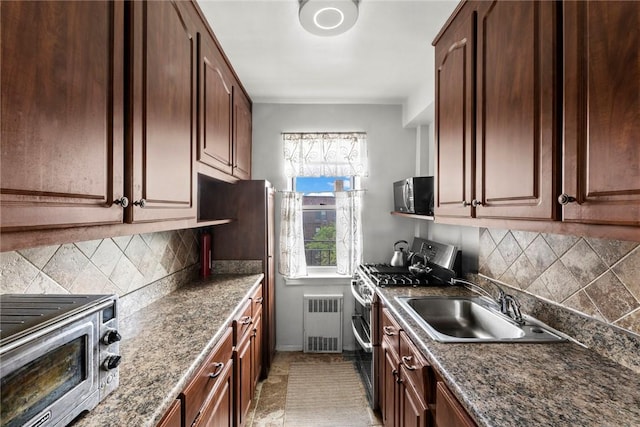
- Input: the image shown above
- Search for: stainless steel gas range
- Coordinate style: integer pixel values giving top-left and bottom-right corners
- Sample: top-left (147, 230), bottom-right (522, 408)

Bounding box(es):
top-left (351, 238), bottom-right (461, 408)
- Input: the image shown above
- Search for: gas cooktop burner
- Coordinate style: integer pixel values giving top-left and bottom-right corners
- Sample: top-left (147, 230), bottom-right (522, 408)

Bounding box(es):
top-left (359, 263), bottom-right (430, 287)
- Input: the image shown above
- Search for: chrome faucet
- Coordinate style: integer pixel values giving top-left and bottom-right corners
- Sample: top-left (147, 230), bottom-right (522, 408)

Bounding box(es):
top-left (450, 278), bottom-right (525, 325)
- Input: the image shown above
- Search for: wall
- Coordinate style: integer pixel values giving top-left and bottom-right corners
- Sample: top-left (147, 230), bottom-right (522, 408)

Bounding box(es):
top-left (0, 230), bottom-right (200, 316)
top-left (251, 103), bottom-right (421, 350)
top-left (478, 228), bottom-right (640, 335)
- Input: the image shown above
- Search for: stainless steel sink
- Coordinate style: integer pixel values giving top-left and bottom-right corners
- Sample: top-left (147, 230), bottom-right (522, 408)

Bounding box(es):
top-left (395, 296), bottom-right (566, 343)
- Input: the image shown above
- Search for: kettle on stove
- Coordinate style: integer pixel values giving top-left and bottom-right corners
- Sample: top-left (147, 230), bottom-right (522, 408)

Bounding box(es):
top-left (390, 240), bottom-right (409, 267)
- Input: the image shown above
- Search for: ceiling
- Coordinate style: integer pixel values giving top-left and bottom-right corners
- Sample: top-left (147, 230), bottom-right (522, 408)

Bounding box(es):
top-left (197, 0), bottom-right (459, 124)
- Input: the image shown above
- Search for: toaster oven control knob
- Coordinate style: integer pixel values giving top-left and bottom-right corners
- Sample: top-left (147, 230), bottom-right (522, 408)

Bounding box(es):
top-left (102, 354), bottom-right (122, 371)
top-left (102, 329), bottom-right (122, 345)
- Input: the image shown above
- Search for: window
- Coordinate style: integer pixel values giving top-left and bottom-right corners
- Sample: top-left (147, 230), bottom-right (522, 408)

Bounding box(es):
top-left (280, 133), bottom-right (367, 278)
top-left (295, 176), bottom-right (358, 268)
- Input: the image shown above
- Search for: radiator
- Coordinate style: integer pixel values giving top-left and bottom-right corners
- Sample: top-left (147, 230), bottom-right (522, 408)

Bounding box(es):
top-left (303, 294), bottom-right (343, 353)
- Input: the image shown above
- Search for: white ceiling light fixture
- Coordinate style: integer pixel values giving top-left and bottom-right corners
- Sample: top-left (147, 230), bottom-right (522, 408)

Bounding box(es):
top-left (299, 0), bottom-right (359, 36)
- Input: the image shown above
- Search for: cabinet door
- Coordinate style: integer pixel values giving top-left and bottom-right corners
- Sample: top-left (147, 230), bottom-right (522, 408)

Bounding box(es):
top-left (197, 32), bottom-right (233, 175)
top-left (399, 377), bottom-right (428, 427)
top-left (562, 1), bottom-right (640, 226)
top-left (182, 328), bottom-right (233, 427)
top-left (128, 0), bottom-right (196, 222)
top-left (233, 88), bottom-right (252, 180)
top-left (435, 382), bottom-right (476, 427)
top-left (434, 5), bottom-right (475, 218)
top-left (234, 334), bottom-right (252, 427)
top-left (195, 360), bottom-right (234, 427)
top-left (381, 338), bottom-right (399, 427)
top-left (252, 311), bottom-right (263, 391)
top-left (157, 399), bottom-right (181, 427)
top-left (0, 1), bottom-right (125, 231)
top-left (475, 0), bottom-right (559, 220)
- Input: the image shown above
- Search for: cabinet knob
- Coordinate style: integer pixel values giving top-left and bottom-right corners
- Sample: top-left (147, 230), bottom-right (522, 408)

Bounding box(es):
top-left (471, 199), bottom-right (483, 207)
top-left (113, 197), bottom-right (129, 208)
top-left (133, 199), bottom-right (147, 208)
top-left (557, 194), bottom-right (576, 205)
top-left (462, 200), bottom-right (470, 207)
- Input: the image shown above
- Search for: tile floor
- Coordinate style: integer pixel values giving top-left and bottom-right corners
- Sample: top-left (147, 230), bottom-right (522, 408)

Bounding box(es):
top-left (246, 352), bottom-right (383, 427)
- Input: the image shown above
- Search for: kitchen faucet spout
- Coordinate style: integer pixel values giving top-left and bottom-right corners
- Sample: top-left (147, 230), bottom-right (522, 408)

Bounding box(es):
top-left (451, 278), bottom-right (524, 325)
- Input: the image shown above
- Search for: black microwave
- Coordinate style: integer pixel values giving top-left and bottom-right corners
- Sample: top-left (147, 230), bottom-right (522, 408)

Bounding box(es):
top-left (393, 177), bottom-right (434, 215)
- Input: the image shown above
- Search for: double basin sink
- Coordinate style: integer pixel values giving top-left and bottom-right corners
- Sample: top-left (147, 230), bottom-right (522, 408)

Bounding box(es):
top-left (395, 296), bottom-right (566, 343)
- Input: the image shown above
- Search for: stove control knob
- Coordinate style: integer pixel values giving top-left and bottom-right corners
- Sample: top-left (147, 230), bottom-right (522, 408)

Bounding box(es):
top-left (102, 354), bottom-right (122, 371)
top-left (102, 329), bottom-right (122, 345)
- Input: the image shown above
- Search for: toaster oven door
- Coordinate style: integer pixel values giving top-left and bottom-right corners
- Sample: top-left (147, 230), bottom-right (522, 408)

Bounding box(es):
top-left (0, 316), bottom-right (99, 427)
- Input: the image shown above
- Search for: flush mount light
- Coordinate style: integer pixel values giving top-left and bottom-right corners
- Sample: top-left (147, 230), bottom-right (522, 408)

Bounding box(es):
top-left (299, 0), bottom-right (359, 36)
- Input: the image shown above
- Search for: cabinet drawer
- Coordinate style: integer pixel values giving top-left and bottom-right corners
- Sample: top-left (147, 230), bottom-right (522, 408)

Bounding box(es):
top-left (233, 299), bottom-right (253, 344)
top-left (381, 308), bottom-right (402, 355)
top-left (399, 331), bottom-right (431, 401)
top-left (436, 381), bottom-right (476, 427)
top-left (182, 327), bottom-right (233, 427)
top-left (251, 284), bottom-right (264, 316)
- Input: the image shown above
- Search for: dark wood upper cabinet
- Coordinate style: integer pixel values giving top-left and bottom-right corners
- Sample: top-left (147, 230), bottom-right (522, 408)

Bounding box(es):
top-left (434, 0), bottom-right (639, 237)
top-left (434, 3), bottom-right (476, 219)
top-left (0, 1), bottom-right (125, 231)
top-left (126, 0), bottom-right (196, 223)
top-left (233, 89), bottom-right (252, 180)
top-left (197, 32), bottom-right (233, 175)
top-left (475, 0), bottom-right (559, 220)
top-left (562, 0), bottom-right (640, 226)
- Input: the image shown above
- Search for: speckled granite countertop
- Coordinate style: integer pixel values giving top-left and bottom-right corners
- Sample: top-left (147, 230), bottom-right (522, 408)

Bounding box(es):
top-left (73, 273), bottom-right (263, 427)
top-left (377, 286), bottom-right (640, 427)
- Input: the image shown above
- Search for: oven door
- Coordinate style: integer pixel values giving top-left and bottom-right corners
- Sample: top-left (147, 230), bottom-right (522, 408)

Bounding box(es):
top-left (350, 279), bottom-right (374, 406)
top-left (0, 315), bottom-right (99, 427)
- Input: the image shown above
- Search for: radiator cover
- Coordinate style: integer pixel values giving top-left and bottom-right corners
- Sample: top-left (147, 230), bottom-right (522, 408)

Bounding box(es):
top-left (303, 294), bottom-right (343, 353)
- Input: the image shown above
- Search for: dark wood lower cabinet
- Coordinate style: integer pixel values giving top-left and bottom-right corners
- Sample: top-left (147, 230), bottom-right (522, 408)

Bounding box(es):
top-left (377, 303), bottom-right (475, 427)
top-left (159, 285), bottom-right (263, 427)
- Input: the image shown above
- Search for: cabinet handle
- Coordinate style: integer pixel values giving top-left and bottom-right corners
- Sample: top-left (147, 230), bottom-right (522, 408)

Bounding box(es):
top-left (557, 194), bottom-right (576, 205)
top-left (471, 199), bottom-right (483, 207)
top-left (133, 199), bottom-right (147, 208)
top-left (113, 197), bottom-right (129, 208)
top-left (462, 200), bottom-right (470, 207)
top-left (240, 316), bottom-right (252, 325)
top-left (254, 297), bottom-right (264, 304)
top-left (208, 362), bottom-right (224, 379)
top-left (383, 326), bottom-right (396, 336)
top-left (402, 355), bottom-right (417, 371)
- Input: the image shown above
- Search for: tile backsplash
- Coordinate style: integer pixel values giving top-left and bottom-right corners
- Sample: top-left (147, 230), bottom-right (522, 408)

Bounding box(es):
top-left (479, 228), bottom-right (639, 336)
top-left (0, 229), bottom-right (199, 297)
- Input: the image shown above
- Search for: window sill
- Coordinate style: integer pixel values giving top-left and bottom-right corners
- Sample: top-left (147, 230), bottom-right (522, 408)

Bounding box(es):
top-left (284, 273), bottom-right (352, 286)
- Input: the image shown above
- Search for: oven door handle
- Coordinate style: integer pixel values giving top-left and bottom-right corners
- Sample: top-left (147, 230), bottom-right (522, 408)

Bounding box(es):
top-left (351, 280), bottom-right (371, 308)
top-left (351, 315), bottom-right (373, 353)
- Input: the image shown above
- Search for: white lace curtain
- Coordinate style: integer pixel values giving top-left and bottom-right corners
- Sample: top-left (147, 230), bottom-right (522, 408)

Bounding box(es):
top-left (278, 191), bottom-right (307, 278)
top-left (335, 190), bottom-right (363, 275)
top-left (283, 132), bottom-right (368, 178)
top-left (280, 132), bottom-right (367, 277)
